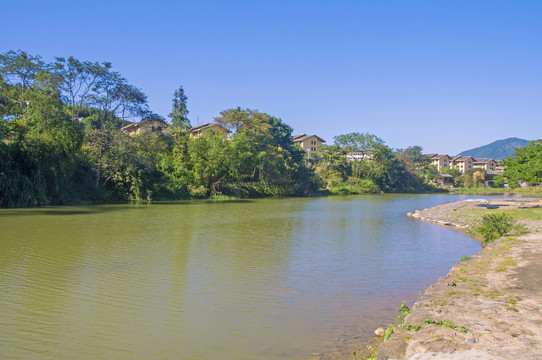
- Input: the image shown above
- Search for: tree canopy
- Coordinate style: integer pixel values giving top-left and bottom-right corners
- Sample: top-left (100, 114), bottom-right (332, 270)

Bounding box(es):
top-left (1, 49), bottom-right (444, 208)
top-left (500, 141), bottom-right (542, 187)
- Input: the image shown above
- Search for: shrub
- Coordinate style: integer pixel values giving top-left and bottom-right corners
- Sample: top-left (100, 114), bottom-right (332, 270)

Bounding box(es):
top-left (475, 213), bottom-right (518, 246)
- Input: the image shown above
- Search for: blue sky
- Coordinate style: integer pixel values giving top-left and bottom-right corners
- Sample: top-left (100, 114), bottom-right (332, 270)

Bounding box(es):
top-left (2, 0), bottom-right (541, 154)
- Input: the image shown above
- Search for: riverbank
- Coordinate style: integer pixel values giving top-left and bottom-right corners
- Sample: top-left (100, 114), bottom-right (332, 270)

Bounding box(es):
top-left (375, 198), bottom-right (542, 360)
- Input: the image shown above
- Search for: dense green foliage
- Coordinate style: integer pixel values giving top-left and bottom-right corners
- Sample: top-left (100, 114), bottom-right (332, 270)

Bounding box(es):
top-left (0, 50), bottom-right (322, 206)
top-left (474, 213), bottom-right (525, 246)
top-left (1, 50), bottom-right (439, 208)
top-left (313, 137), bottom-right (433, 194)
top-left (497, 141), bottom-right (542, 188)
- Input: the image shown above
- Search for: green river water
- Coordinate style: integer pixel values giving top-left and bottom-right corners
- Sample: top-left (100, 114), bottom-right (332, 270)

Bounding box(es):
top-left (0, 194), bottom-right (486, 359)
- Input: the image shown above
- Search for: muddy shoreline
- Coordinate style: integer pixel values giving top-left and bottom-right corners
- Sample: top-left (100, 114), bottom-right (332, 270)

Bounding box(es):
top-left (375, 198), bottom-right (542, 360)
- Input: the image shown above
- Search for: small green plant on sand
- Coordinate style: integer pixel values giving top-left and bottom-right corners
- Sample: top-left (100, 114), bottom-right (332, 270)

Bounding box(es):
top-left (474, 213), bottom-right (525, 246)
top-left (460, 255), bottom-right (470, 262)
top-left (384, 302), bottom-right (411, 340)
top-left (424, 319), bottom-right (468, 332)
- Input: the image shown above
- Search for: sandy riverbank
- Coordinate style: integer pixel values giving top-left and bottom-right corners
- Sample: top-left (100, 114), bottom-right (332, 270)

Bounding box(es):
top-left (376, 198), bottom-right (542, 360)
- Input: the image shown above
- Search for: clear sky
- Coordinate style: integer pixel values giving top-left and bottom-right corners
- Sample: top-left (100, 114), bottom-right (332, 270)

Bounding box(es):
top-left (2, 0), bottom-right (541, 154)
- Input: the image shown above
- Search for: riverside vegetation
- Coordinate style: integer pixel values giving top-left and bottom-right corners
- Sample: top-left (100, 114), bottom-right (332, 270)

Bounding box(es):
top-left (2, 50), bottom-right (541, 208)
top-left (0, 50), bottom-right (437, 207)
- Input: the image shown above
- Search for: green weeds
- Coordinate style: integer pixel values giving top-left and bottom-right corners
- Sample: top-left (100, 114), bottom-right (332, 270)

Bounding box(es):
top-left (424, 319), bottom-right (468, 333)
top-left (383, 302), bottom-right (411, 340)
top-left (474, 213), bottom-right (526, 246)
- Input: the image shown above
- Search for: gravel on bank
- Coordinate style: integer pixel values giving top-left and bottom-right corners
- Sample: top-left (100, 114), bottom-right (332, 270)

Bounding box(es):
top-left (376, 198), bottom-right (542, 360)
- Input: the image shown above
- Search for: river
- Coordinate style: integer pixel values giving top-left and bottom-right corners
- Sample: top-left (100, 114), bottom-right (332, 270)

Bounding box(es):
top-left (0, 194), bottom-right (487, 359)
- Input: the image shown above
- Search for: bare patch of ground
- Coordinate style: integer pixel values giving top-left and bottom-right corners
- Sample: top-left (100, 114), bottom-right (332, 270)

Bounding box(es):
top-left (376, 198), bottom-right (542, 360)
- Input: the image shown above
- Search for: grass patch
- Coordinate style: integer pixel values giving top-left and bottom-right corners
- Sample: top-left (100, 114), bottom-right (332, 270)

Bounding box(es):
top-left (431, 297), bottom-right (451, 306)
top-left (424, 319), bottom-right (468, 333)
top-left (453, 187), bottom-right (542, 196)
top-left (505, 295), bottom-right (519, 311)
top-left (497, 257), bottom-right (518, 272)
top-left (484, 288), bottom-right (502, 299)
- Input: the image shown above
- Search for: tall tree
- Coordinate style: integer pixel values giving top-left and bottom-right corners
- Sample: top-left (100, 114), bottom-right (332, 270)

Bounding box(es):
top-left (0, 50), bottom-right (46, 92)
top-left (169, 85), bottom-right (191, 132)
top-left (54, 56), bottom-right (111, 120)
top-left (333, 132), bottom-right (384, 178)
top-left (88, 69), bottom-right (147, 129)
top-left (333, 132), bottom-right (384, 154)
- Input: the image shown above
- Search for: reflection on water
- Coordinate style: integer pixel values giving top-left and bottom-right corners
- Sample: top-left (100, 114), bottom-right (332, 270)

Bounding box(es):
top-left (0, 195), bottom-right (485, 359)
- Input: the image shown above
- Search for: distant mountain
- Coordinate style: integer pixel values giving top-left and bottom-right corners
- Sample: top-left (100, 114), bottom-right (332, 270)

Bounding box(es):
top-left (459, 137), bottom-right (530, 160)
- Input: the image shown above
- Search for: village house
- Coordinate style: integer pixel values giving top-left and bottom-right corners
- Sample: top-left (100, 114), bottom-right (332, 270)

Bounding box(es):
top-left (438, 173), bottom-right (455, 187)
top-left (430, 154), bottom-right (500, 175)
top-left (189, 123), bottom-right (231, 139)
top-left (430, 154), bottom-right (452, 171)
top-left (450, 155), bottom-right (475, 173)
top-left (292, 134), bottom-right (326, 160)
top-left (483, 169), bottom-right (505, 187)
top-left (121, 118), bottom-right (169, 136)
top-left (346, 151), bottom-right (374, 161)
top-left (473, 158), bottom-right (499, 171)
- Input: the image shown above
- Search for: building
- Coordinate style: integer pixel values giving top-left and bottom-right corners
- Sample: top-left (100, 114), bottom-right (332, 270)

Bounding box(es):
top-left (346, 151), bottom-right (374, 161)
top-left (484, 170), bottom-right (505, 187)
top-left (121, 119), bottom-right (169, 136)
top-left (450, 156), bottom-right (475, 173)
top-left (438, 173), bottom-right (454, 187)
top-left (473, 158), bottom-right (499, 171)
top-left (189, 123), bottom-right (231, 139)
top-left (292, 134), bottom-right (326, 160)
top-left (430, 154), bottom-right (452, 171)
top-left (430, 154), bottom-right (501, 174)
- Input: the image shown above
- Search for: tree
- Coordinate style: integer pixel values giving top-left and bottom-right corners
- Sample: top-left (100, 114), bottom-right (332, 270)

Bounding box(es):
top-left (0, 50), bottom-right (46, 92)
top-left (214, 107), bottom-right (271, 136)
top-left (333, 132), bottom-right (384, 178)
top-left (188, 133), bottom-right (229, 196)
top-left (88, 69), bottom-right (147, 129)
top-left (364, 144), bottom-right (405, 192)
top-left (424, 164), bottom-right (440, 183)
top-left (16, 80), bottom-right (84, 204)
top-left (501, 141), bottom-right (542, 187)
top-left (169, 85), bottom-right (191, 132)
top-left (333, 132), bottom-right (384, 154)
top-left (397, 146), bottom-right (430, 172)
top-left (313, 144), bottom-right (350, 189)
top-left (440, 167), bottom-right (461, 177)
top-left (54, 56), bottom-right (111, 120)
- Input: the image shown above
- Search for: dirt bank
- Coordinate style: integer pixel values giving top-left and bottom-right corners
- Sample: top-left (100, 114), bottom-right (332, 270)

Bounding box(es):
top-left (376, 198), bottom-right (542, 360)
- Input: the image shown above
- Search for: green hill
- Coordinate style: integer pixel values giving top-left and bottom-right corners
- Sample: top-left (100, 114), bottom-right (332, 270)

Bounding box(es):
top-left (459, 137), bottom-right (530, 160)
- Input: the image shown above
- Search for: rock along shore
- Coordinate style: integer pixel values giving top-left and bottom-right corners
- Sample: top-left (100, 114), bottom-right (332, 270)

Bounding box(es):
top-left (376, 198), bottom-right (542, 360)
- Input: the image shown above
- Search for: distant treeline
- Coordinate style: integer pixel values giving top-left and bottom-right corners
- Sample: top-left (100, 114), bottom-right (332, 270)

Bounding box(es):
top-left (0, 50), bottom-right (436, 207)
